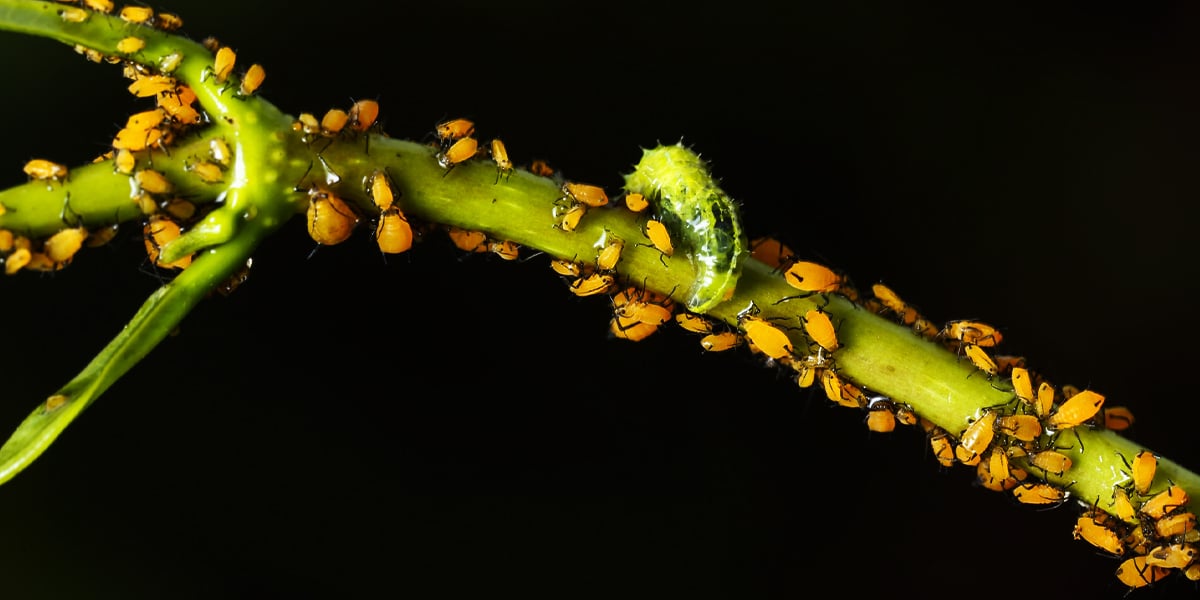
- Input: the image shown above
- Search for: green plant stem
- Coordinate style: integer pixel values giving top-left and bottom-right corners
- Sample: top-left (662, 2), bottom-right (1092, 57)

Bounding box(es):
top-left (0, 0), bottom-right (1196, 525)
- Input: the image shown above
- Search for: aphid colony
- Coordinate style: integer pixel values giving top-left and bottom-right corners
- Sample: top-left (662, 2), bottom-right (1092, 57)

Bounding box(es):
top-left (0, 2), bottom-right (257, 283)
top-left (4, 7), bottom-right (1191, 589)
top-left (572, 227), bottom-right (1195, 591)
top-left (524, 202), bottom-right (1189, 591)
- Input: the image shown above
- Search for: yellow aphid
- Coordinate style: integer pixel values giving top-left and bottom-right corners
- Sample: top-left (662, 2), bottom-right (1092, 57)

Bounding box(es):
top-left (595, 235), bottom-right (624, 272)
top-left (1034, 381), bottom-right (1055, 418)
top-left (795, 363), bottom-right (818, 388)
top-left (112, 126), bottom-right (163, 151)
top-left (942, 320), bottom-right (1003, 347)
top-left (490, 139), bottom-right (513, 183)
top-left (1131, 450), bottom-right (1157, 496)
top-left (59, 7), bottom-right (89, 22)
top-left (1012, 482), bottom-right (1067, 506)
top-left (158, 51), bottom-right (183, 73)
top-left (143, 216), bottom-right (192, 269)
top-left (963, 343), bottom-right (998, 377)
top-left (749, 236), bottom-right (796, 270)
top-left (82, 0), bottom-right (114, 13)
top-left (238, 64), bottom-right (266, 96)
top-left (612, 288), bottom-right (674, 327)
top-left (549, 258), bottom-right (582, 278)
top-left (865, 408), bottom-right (896, 433)
top-left (624, 192), bottom-right (649, 213)
top-left (784, 260), bottom-right (842, 294)
top-left (118, 5), bottom-right (153, 24)
top-left (5, 247), bottom-right (32, 274)
top-left (43, 227), bottom-right (88, 264)
top-left (112, 149), bottom-right (136, 174)
top-left (447, 227), bottom-right (488, 253)
top-left (739, 316), bottom-right (794, 361)
top-left (554, 203), bottom-right (586, 232)
top-left (955, 410), bottom-right (996, 466)
top-left (1104, 406), bottom-right (1135, 431)
top-left (871, 282), bottom-right (919, 325)
top-left (116, 36), bottom-right (145, 54)
top-left (675, 313), bottom-right (715, 335)
top-left (212, 46), bottom-right (236, 83)
top-left (1140, 484), bottom-right (1188, 520)
top-left (367, 170), bottom-right (395, 212)
top-left (135, 169), bottom-right (173, 194)
top-left (85, 224), bottom-right (118, 247)
top-left (437, 136), bottom-right (479, 170)
top-left (23, 159), bottom-right (68, 183)
top-left (348, 99), bottom-right (380, 133)
top-left (1011, 367), bottom-right (1034, 404)
top-left (700, 331), bottom-right (741, 352)
top-left (127, 73), bottom-right (175, 97)
top-left (929, 432), bottom-right (956, 468)
top-left (1028, 449), bottom-right (1072, 476)
top-left (126, 108), bottom-right (166, 131)
top-left (610, 317), bottom-right (658, 342)
top-left (820, 370), bottom-right (859, 409)
top-left (1155, 511), bottom-right (1197, 538)
top-left (375, 209), bottom-right (413, 255)
top-left (160, 199), bottom-right (194, 221)
top-left (43, 394), bottom-right (68, 413)
top-left (995, 414), bottom-right (1041, 442)
top-left (186, 160), bottom-right (224, 184)
top-left (642, 218), bottom-right (673, 257)
top-left (568, 272), bottom-right (615, 297)
top-left (1046, 389), bottom-right (1105, 430)
top-left (802, 308), bottom-right (838, 352)
top-left (155, 12), bottom-right (182, 30)
top-left (563, 182), bottom-right (609, 207)
top-left (1147, 543), bottom-right (1198, 569)
top-left (320, 108), bottom-right (349, 135)
top-left (1073, 514), bottom-right (1124, 556)
top-left (488, 240), bottom-right (519, 261)
top-left (987, 446), bottom-right (1011, 482)
top-left (1115, 556), bottom-right (1170, 589)
top-left (157, 86), bottom-right (201, 124)
top-left (435, 118), bottom-right (475, 143)
top-left (305, 187), bottom-right (359, 246)
top-left (1111, 487), bottom-right (1137, 523)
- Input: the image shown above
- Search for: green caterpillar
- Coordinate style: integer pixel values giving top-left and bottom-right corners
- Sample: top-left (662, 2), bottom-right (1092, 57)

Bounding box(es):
top-left (623, 143), bottom-right (748, 313)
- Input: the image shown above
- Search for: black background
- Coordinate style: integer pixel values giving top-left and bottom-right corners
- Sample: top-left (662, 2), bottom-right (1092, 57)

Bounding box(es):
top-left (2, 1), bottom-right (1200, 598)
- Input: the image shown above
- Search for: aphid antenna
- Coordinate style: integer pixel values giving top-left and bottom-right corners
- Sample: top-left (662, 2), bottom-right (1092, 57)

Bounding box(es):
top-left (771, 292), bottom-right (815, 305)
top-left (516, 249), bottom-right (545, 264)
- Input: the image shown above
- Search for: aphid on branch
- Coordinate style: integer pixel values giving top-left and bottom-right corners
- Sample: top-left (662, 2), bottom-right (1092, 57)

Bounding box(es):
top-left (305, 186), bottom-right (359, 246)
top-left (941, 319), bottom-right (1003, 348)
top-left (437, 137), bottom-right (479, 173)
top-left (490, 139), bottom-right (513, 183)
top-left (348, 99), bottom-right (380, 133)
top-left (143, 215), bottom-right (192, 270)
top-left (1045, 389), bottom-right (1104, 430)
top-left (563, 182), bottom-right (609, 207)
top-left (23, 159), bottom-right (68, 185)
top-left (802, 308), bottom-right (838, 352)
top-left (375, 209), bottom-right (413, 255)
top-left (435, 118), bottom-right (475, 145)
top-left (784, 260), bottom-right (843, 295)
top-left (238, 64), bottom-right (266, 97)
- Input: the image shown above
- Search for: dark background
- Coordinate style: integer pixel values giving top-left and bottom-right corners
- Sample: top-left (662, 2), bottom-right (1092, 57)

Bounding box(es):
top-left (2, 1), bottom-right (1200, 598)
